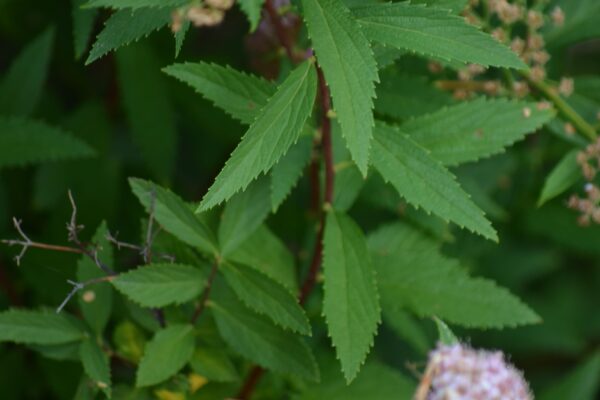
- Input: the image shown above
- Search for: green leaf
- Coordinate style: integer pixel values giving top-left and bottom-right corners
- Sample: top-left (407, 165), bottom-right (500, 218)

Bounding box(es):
top-left (411, 0), bottom-right (467, 13)
top-left (239, 0), bottom-right (266, 31)
top-left (544, 0), bottom-right (600, 48)
top-left (382, 308), bottom-right (429, 354)
top-left (369, 222), bottom-right (540, 328)
top-left (218, 176), bottom-right (271, 256)
top-left (84, 0), bottom-right (187, 8)
top-left (353, 2), bottom-right (526, 69)
top-left (173, 20), bottom-right (190, 57)
top-left (270, 134), bottom-right (313, 211)
top-left (539, 352), bottom-right (600, 400)
top-left (0, 310), bottom-right (84, 345)
top-left (86, 7), bottom-right (170, 65)
top-left (129, 178), bottom-right (218, 255)
top-left (0, 28), bottom-right (54, 116)
top-left (113, 321), bottom-right (146, 364)
top-left (211, 283), bottom-right (319, 381)
top-left (136, 324), bottom-right (195, 387)
top-left (323, 211), bottom-right (380, 383)
top-left (116, 44), bottom-right (177, 181)
top-left (538, 150), bottom-right (581, 206)
top-left (189, 347), bottom-right (238, 382)
top-left (433, 317), bottom-right (458, 345)
top-left (301, 0), bottom-right (378, 175)
top-left (227, 224), bottom-right (298, 290)
top-left (198, 60), bottom-right (317, 210)
top-left (163, 62), bottom-right (274, 124)
top-left (372, 122), bottom-right (497, 241)
top-left (333, 164), bottom-right (364, 212)
top-left (80, 338), bottom-right (111, 397)
top-left (402, 98), bottom-right (555, 166)
top-left (0, 117), bottom-right (96, 169)
top-left (77, 222), bottom-right (113, 334)
top-left (112, 264), bottom-right (206, 308)
top-left (221, 262), bottom-right (311, 335)
top-left (72, 0), bottom-right (98, 59)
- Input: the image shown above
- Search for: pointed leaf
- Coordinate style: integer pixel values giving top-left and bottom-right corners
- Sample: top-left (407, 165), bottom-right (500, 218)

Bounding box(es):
top-left (323, 211), bottom-right (380, 382)
top-left (353, 3), bottom-right (526, 69)
top-left (84, 0), bottom-right (187, 8)
top-left (369, 223), bottom-right (540, 328)
top-left (239, 0), bottom-right (266, 31)
top-left (136, 324), bottom-right (195, 387)
top-left (189, 347), bottom-right (238, 382)
top-left (112, 264), bottom-right (206, 308)
top-left (372, 122), bottom-right (497, 241)
top-left (129, 178), bottom-right (218, 255)
top-left (270, 134), bottom-right (313, 211)
top-left (163, 62), bottom-right (274, 124)
top-left (72, 0), bottom-right (98, 59)
top-left (301, 0), bottom-right (378, 174)
top-left (0, 310), bottom-right (84, 345)
top-left (0, 117), bottom-right (95, 169)
top-left (221, 262), bottom-right (311, 335)
top-left (211, 283), bottom-right (319, 381)
top-left (538, 150), bottom-right (581, 206)
top-left (198, 60), bottom-right (317, 210)
top-left (80, 338), bottom-right (111, 397)
top-left (433, 317), bottom-right (458, 345)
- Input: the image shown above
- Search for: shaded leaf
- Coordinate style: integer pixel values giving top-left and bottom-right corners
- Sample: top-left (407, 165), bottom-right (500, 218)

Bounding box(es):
top-left (270, 134), bottom-right (313, 211)
top-left (0, 310), bottom-right (84, 345)
top-left (72, 0), bottom-right (98, 59)
top-left (189, 347), bottom-right (238, 382)
top-left (80, 338), bottom-right (111, 397)
top-left (538, 150), bottom-right (581, 206)
top-left (239, 0), bottom-right (266, 31)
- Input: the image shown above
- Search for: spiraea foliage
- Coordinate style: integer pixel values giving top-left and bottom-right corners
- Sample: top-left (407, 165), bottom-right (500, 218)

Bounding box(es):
top-left (0, 0), bottom-right (599, 399)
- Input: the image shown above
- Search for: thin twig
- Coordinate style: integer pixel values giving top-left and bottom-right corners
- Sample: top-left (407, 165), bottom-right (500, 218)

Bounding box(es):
top-left (56, 275), bottom-right (115, 313)
top-left (191, 261), bottom-right (219, 324)
top-left (142, 188), bottom-right (157, 264)
top-left (106, 230), bottom-right (175, 263)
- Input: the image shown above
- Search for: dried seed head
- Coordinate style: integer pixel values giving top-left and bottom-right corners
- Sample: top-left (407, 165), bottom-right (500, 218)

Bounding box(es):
top-left (417, 343), bottom-right (532, 400)
top-left (551, 6), bottom-right (565, 27)
top-left (558, 77), bottom-right (574, 97)
top-left (530, 65), bottom-right (546, 82)
top-left (204, 0), bottom-right (234, 10)
top-left (82, 290), bottom-right (96, 303)
top-left (527, 10), bottom-right (544, 30)
top-left (186, 6), bottom-right (224, 27)
top-left (564, 122), bottom-right (576, 136)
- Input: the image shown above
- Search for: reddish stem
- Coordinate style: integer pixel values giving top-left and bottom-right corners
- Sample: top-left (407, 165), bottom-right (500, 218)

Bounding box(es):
top-left (191, 261), bottom-right (219, 324)
top-left (237, 366), bottom-right (265, 400)
top-left (264, 0), bottom-right (295, 61)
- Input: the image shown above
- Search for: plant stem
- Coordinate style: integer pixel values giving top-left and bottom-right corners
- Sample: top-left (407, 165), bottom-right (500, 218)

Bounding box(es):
top-left (522, 72), bottom-right (598, 141)
top-left (264, 0), bottom-right (296, 61)
top-left (191, 260), bottom-right (219, 324)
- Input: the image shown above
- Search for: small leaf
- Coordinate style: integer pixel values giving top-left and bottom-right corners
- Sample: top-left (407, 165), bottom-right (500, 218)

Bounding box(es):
top-left (538, 150), bottom-right (581, 206)
top-left (218, 176), bottom-right (271, 256)
top-left (112, 264), bottom-right (206, 308)
top-left (136, 324), bottom-right (195, 387)
top-left (369, 222), bottom-right (540, 328)
top-left (129, 178), bottom-right (218, 255)
top-left (353, 2), bottom-right (526, 69)
top-left (113, 321), bottom-right (146, 364)
top-left (0, 27), bottom-right (54, 116)
top-left (80, 338), bottom-right (111, 397)
top-left (433, 317), bottom-right (458, 345)
top-left (221, 262), bottom-right (311, 335)
top-left (372, 122), bottom-right (497, 241)
top-left (173, 20), bottom-right (190, 57)
top-left (163, 62), bottom-right (274, 124)
top-left (301, 0), bottom-right (378, 175)
top-left (189, 347), bottom-right (238, 382)
top-left (210, 283), bottom-right (319, 381)
top-left (0, 310), bottom-right (84, 345)
top-left (77, 221), bottom-right (114, 334)
top-left (86, 7), bottom-right (170, 65)
top-left (323, 211), bottom-right (380, 383)
top-left (116, 44), bottom-right (177, 181)
top-left (72, 0), bottom-right (98, 59)
top-left (198, 60), bottom-right (317, 210)
top-left (333, 164), bottom-right (364, 212)
top-left (539, 352), bottom-right (600, 400)
top-left (0, 117), bottom-right (96, 169)
top-left (239, 0), bottom-right (266, 31)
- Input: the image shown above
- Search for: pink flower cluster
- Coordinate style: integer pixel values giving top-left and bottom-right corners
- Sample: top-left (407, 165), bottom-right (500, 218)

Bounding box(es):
top-left (418, 344), bottom-right (532, 400)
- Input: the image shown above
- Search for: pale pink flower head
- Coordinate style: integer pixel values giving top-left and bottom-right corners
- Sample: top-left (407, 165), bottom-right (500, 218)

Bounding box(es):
top-left (416, 343), bottom-right (532, 400)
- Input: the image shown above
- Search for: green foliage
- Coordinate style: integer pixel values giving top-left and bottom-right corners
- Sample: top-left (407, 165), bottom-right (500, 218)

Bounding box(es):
top-left (84, 0), bottom-right (186, 9)
top-left (189, 347), bottom-right (238, 382)
top-left (372, 122), bottom-right (497, 241)
top-left (0, 117), bottom-right (96, 169)
top-left (198, 60), bottom-right (317, 210)
top-left (0, 310), bottom-right (84, 345)
top-left (72, 0), bottom-right (98, 59)
top-left (369, 223), bottom-right (540, 328)
top-left (136, 324), bottom-right (195, 387)
top-left (545, 0), bottom-right (600, 48)
top-left (538, 150), bottom-right (581, 206)
top-left (301, 0), bottom-right (378, 175)
top-left (539, 352), bottom-right (600, 400)
top-left (434, 317), bottom-right (459, 345)
top-left (323, 211), bottom-right (380, 382)
top-left (353, 2), bottom-right (526, 69)
top-left (270, 134), bottom-right (313, 211)
top-left (80, 338), bottom-right (111, 397)
top-left (112, 264), bottom-right (206, 307)
top-left (239, 0), bottom-right (266, 31)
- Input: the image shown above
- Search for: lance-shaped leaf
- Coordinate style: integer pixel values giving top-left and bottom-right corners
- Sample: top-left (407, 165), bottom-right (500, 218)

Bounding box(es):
top-left (353, 2), bottom-right (526, 69)
top-left (371, 122), bottom-right (497, 241)
top-left (301, 0), bottom-right (378, 175)
top-left (0, 117), bottom-right (95, 169)
top-left (221, 262), bottom-right (311, 335)
top-left (136, 324), bottom-right (195, 387)
top-left (112, 264), bottom-right (206, 308)
top-left (86, 7), bottom-right (170, 65)
top-left (163, 62), bottom-right (275, 124)
top-left (368, 223), bottom-right (540, 328)
top-left (538, 150), bottom-right (581, 206)
top-left (84, 0), bottom-right (187, 9)
top-left (402, 98), bottom-right (555, 166)
top-left (72, 0), bottom-right (98, 59)
top-left (270, 134), bottom-right (313, 211)
top-left (239, 0), bottom-right (266, 31)
top-left (198, 60), bottom-right (317, 211)
top-left (0, 310), bottom-right (84, 345)
top-left (210, 283), bottom-right (319, 381)
top-left (129, 178), bottom-right (218, 254)
top-left (80, 338), bottom-right (111, 397)
top-left (0, 28), bottom-right (54, 116)
top-left (323, 211), bottom-right (380, 383)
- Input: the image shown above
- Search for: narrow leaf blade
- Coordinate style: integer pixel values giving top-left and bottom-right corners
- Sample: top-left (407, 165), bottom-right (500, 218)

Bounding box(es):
top-left (0, 310), bottom-right (84, 345)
